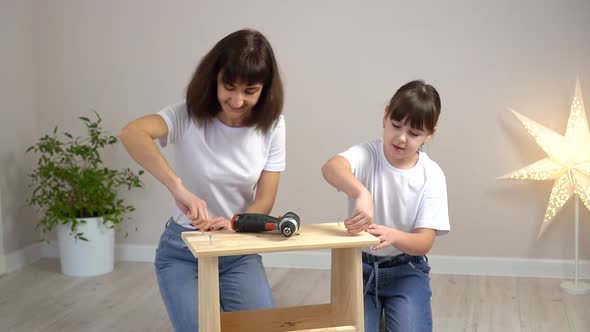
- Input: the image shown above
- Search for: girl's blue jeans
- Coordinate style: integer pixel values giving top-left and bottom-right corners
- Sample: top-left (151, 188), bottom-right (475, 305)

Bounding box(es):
top-left (154, 219), bottom-right (275, 332)
top-left (362, 252), bottom-right (433, 332)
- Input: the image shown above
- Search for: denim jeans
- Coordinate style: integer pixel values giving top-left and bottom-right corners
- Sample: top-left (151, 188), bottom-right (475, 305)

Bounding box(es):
top-left (362, 252), bottom-right (432, 332)
top-left (154, 219), bottom-right (275, 332)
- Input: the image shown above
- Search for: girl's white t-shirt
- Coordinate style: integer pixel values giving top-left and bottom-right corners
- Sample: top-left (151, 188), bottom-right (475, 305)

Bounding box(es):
top-left (158, 102), bottom-right (286, 228)
top-left (339, 139), bottom-right (450, 256)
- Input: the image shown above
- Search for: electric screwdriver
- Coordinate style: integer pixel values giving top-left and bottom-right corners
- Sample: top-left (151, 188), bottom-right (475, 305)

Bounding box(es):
top-left (231, 212), bottom-right (300, 237)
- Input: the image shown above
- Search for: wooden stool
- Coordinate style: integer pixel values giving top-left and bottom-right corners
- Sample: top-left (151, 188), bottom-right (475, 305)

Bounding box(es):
top-left (182, 222), bottom-right (379, 332)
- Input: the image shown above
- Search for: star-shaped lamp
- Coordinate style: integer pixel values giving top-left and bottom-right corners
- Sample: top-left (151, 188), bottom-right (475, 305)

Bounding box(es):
top-left (499, 78), bottom-right (590, 294)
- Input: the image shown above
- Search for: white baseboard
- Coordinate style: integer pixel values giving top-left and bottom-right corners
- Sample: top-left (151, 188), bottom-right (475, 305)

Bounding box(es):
top-left (427, 255), bottom-right (590, 279)
top-left (5, 243), bottom-right (590, 280)
top-left (3, 242), bottom-right (44, 274)
top-left (261, 250), bottom-right (332, 269)
top-left (261, 251), bottom-right (590, 279)
top-left (42, 242), bottom-right (157, 263)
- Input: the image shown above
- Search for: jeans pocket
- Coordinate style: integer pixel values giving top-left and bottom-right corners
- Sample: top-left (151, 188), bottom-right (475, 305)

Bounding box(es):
top-left (165, 232), bottom-right (189, 251)
top-left (408, 260), bottom-right (431, 276)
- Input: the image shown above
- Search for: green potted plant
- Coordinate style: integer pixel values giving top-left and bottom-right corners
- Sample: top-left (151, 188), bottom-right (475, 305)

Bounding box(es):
top-left (26, 111), bottom-right (143, 276)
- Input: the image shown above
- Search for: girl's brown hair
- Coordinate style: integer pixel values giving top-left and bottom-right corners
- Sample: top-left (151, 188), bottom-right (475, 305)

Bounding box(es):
top-left (186, 29), bottom-right (283, 132)
top-left (385, 80), bottom-right (441, 133)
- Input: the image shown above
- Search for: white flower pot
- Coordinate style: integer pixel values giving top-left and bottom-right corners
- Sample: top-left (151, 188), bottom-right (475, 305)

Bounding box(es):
top-left (57, 217), bottom-right (114, 277)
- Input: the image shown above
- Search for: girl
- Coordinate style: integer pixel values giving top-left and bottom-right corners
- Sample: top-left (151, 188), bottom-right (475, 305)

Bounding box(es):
top-left (322, 80), bottom-right (450, 332)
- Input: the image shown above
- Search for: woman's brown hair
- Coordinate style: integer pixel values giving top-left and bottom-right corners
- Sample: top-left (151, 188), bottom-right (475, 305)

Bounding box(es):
top-left (185, 29), bottom-right (283, 133)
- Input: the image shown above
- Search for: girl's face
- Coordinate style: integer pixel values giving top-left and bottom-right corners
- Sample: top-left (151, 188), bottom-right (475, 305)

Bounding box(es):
top-left (216, 73), bottom-right (263, 127)
top-left (382, 110), bottom-right (434, 169)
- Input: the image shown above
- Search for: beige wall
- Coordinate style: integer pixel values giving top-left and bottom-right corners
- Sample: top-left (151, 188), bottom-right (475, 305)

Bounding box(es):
top-left (0, 0), bottom-right (41, 256)
top-left (0, 181), bottom-right (4, 274)
top-left (3, 0), bottom-right (590, 260)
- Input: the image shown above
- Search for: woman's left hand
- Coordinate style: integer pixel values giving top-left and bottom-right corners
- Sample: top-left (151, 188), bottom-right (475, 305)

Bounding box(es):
top-left (205, 217), bottom-right (232, 231)
top-left (366, 224), bottom-right (398, 250)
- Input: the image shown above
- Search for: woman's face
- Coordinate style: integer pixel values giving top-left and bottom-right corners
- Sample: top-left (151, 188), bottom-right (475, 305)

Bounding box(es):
top-left (216, 73), bottom-right (263, 127)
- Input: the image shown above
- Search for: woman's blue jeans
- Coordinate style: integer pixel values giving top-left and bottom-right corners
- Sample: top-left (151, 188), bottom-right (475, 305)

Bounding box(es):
top-left (362, 252), bottom-right (433, 332)
top-left (154, 219), bottom-right (275, 332)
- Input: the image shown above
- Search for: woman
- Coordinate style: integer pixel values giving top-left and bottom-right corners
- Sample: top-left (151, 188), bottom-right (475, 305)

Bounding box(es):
top-left (119, 29), bottom-right (285, 331)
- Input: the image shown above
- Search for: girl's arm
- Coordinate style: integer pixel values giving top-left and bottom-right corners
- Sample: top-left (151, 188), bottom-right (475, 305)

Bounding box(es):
top-left (321, 156), bottom-right (373, 234)
top-left (367, 226), bottom-right (436, 256)
top-left (119, 115), bottom-right (210, 226)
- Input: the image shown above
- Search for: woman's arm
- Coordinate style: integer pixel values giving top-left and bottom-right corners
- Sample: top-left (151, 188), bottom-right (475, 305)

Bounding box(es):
top-left (119, 115), bottom-right (181, 191)
top-left (321, 156), bottom-right (373, 234)
top-left (207, 170), bottom-right (280, 231)
top-left (119, 114), bottom-right (210, 225)
top-left (245, 170), bottom-right (281, 214)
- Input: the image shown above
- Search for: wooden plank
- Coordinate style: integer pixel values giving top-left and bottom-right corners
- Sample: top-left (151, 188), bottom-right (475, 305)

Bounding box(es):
top-left (470, 275), bottom-right (521, 331)
top-left (295, 327), bottom-right (356, 332)
top-left (182, 222), bottom-right (379, 258)
top-left (3, 260), bottom-right (590, 331)
top-left (563, 286), bottom-right (590, 332)
top-left (0, 259), bottom-right (172, 332)
top-left (331, 248), bottom-right (363, 331)
top-left (221, 304), bottom-right (337, 332)
top-left (430, 274), bottom-right (478, 330)
top-left (199, 256), bottom-right (220, 332)
top-left (516, 277), bottom-right (573, 332)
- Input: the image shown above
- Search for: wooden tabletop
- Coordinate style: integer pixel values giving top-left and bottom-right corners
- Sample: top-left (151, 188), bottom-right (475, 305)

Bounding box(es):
top-left (181, 222), bottom-right (380, 258)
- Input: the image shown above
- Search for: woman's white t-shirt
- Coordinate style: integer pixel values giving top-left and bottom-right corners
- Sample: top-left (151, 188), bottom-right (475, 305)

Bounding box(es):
top-left (158, 102), bottom-right (286, 228)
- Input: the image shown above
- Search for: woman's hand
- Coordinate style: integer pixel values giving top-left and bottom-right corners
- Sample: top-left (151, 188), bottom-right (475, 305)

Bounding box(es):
top-left (171, 184), bottom-right (210, 229)
top-left (344, 190), bottom-right (374, 234)
top-left (205, 217), bottom-right (232, 231)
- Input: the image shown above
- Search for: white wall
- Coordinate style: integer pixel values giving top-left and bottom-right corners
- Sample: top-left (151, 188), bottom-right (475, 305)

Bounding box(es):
top-left (0, 0), bottom-right (40, 260)
top-left (3, 0), bottom-right (590, 264)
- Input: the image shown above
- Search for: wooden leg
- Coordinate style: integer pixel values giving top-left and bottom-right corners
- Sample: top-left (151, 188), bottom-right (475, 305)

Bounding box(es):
top-left (331, 247), bottom-right (364, 332)
top-left (198, 256), bottom-right (220, 332)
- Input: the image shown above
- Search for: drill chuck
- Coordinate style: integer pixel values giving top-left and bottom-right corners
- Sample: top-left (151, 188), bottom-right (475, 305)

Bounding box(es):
top-left (277, 212), bottom-right (299, 237)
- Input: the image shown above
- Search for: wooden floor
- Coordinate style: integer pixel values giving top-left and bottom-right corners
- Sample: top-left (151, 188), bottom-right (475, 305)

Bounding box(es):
top-left (0, 259), bottom-right (589, 331)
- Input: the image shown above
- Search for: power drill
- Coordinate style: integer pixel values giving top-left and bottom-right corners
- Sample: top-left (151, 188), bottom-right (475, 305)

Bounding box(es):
top-left (231, 212), bottom-right (300, 237)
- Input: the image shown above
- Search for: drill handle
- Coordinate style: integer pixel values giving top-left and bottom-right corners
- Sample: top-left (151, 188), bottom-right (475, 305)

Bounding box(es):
top-left (231, 213), bottom-right (280, 233)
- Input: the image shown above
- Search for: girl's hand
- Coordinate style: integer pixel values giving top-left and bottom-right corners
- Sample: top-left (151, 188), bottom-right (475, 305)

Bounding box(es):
top-left (366, 224), bottom-right (397, 250)
top-left (344, 190), bottom-right (374, 234)
top-left (205, 217), bottom-right (232, 231)
top-left (171, 185), bottom-right (210, 229)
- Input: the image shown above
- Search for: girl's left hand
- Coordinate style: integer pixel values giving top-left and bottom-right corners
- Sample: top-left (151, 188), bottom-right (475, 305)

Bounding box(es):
top-left (205, 217), bottom-right (232, 231)
top-left (366, 224), bottom-right (397, 250)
